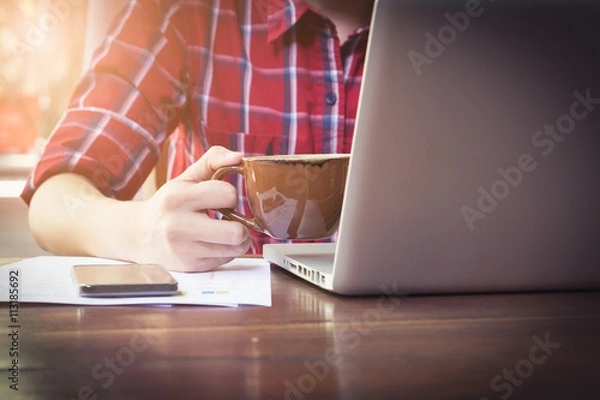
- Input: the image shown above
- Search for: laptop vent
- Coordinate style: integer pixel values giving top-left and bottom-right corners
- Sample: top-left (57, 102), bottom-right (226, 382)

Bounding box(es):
top-left (288, 261), bottom-right (323, 284)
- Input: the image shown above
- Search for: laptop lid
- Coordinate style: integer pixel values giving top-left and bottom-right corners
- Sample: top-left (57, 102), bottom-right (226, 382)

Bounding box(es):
top-left (267, 0), bottom-right (600, 295)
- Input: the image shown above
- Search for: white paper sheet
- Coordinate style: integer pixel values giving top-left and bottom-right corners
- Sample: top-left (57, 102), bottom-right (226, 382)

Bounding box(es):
top-left (0, 256), bottom-right (271, 307)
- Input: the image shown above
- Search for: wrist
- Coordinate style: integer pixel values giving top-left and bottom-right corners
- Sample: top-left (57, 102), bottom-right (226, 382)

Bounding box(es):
top-left (81, 197), bottom-right (146, 262)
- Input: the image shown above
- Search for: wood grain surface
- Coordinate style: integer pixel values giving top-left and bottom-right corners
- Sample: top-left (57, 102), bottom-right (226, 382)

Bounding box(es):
top-left (1, 262), bottom-right (598, 400)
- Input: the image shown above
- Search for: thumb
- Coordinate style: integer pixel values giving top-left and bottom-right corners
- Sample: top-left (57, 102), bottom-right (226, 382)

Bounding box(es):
top-left (176, 146), bottom-right (243, 182)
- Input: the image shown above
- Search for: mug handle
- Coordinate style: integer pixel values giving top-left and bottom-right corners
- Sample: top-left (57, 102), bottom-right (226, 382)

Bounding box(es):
top-left (210, 165), bottom-right (265, 233)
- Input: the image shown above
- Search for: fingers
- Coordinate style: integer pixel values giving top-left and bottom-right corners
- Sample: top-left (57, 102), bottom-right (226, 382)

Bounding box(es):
top-left (146, 203), bottom-right (253, 271)
top-left (181, 180), bottom-right (240, 211)
top-left (156, 178), bottom-right (239, 212)
top-left (162, 212), bottom-right (250, 246)
top-left (164, 236), bottom-right (253, 272)
top-left (176, 146), bottom-right (243, 183)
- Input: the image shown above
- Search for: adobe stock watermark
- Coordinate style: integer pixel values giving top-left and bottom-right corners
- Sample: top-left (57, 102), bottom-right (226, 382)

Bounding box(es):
top-left (8, 0), bottom-right (84, 59)
top-left (271, 283), bottom-right (407, 400)
top-left (407, 0), bottom-right (496, 77)
top-left (461, 88), bottom-right (600, 231)
top-left (59, 325), bottom-right (158, 400)
top-left (480, 332), bottom-right (561, 400)
top-left (6, 269), bottom-right (21, 392)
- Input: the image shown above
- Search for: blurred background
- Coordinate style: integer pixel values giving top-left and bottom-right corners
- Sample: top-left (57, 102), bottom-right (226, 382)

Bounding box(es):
top-left (0, 0), bottom-right (127, 257)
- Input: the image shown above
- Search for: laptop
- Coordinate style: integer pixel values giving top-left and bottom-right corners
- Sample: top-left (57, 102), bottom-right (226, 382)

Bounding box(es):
top-left (263, 0), bottom-right (600, 295)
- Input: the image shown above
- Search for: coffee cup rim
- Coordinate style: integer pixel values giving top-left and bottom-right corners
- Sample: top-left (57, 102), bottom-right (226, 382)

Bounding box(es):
top-left (244, 154), bottom-right (350, 163)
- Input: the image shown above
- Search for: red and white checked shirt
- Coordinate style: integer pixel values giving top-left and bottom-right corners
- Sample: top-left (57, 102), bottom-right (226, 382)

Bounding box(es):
top-left (22, 0), bottom-right (369, 253)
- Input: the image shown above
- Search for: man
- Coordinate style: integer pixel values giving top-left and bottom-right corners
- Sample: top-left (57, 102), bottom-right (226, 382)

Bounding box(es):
top-left (22, 0), bottom-right (374, 272)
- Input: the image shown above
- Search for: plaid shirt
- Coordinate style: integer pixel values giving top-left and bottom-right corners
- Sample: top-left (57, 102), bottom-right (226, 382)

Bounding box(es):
top-left (22, 0), bottom-right (369, 253)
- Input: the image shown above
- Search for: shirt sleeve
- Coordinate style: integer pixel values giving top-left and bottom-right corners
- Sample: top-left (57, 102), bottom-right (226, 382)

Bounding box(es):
top-left (21, 0), bottom-right (190, 204)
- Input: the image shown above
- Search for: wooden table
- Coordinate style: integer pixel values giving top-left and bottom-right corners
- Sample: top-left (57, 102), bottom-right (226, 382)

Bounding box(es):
top-left (1, 263), bottom-right (599, 400)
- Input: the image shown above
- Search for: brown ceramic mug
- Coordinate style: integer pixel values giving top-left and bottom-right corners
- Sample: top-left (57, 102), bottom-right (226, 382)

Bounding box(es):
top-left (211, 154), bottom-right (350, 240)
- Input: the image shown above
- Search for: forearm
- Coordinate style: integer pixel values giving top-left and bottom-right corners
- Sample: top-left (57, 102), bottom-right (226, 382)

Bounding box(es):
top-left (28, 173), bottom-right (143, 262)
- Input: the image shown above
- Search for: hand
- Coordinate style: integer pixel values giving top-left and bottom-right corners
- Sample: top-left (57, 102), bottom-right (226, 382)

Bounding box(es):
top-left (136, 146), bottom-right (251, 272)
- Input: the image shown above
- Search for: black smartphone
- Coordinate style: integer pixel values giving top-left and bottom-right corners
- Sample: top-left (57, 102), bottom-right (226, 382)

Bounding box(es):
top-left (72, 263), bottom-right (179, 297)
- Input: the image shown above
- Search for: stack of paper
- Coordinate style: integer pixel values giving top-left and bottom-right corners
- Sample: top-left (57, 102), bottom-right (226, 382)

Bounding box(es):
top-left (0, 256), bottom-right (271, 307)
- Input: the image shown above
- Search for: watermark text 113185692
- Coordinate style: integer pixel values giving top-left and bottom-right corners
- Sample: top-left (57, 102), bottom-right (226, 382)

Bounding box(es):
top-left (7, 269), bottom-right (21, 391)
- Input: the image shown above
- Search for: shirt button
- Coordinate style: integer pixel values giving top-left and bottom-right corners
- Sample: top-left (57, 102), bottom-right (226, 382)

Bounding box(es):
top-left (325, 92), bottom-right (338, 106)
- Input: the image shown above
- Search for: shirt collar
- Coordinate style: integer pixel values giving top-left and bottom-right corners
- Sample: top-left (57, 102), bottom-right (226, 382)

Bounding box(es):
top-left (262, 0), bottom-right (313, 43)
top-left (262, 0), bottom-right (371, 43)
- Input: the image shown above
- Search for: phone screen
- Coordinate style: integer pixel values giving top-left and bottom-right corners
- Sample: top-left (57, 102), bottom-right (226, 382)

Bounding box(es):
top-left (72, 264), bottom-right (179, 297)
